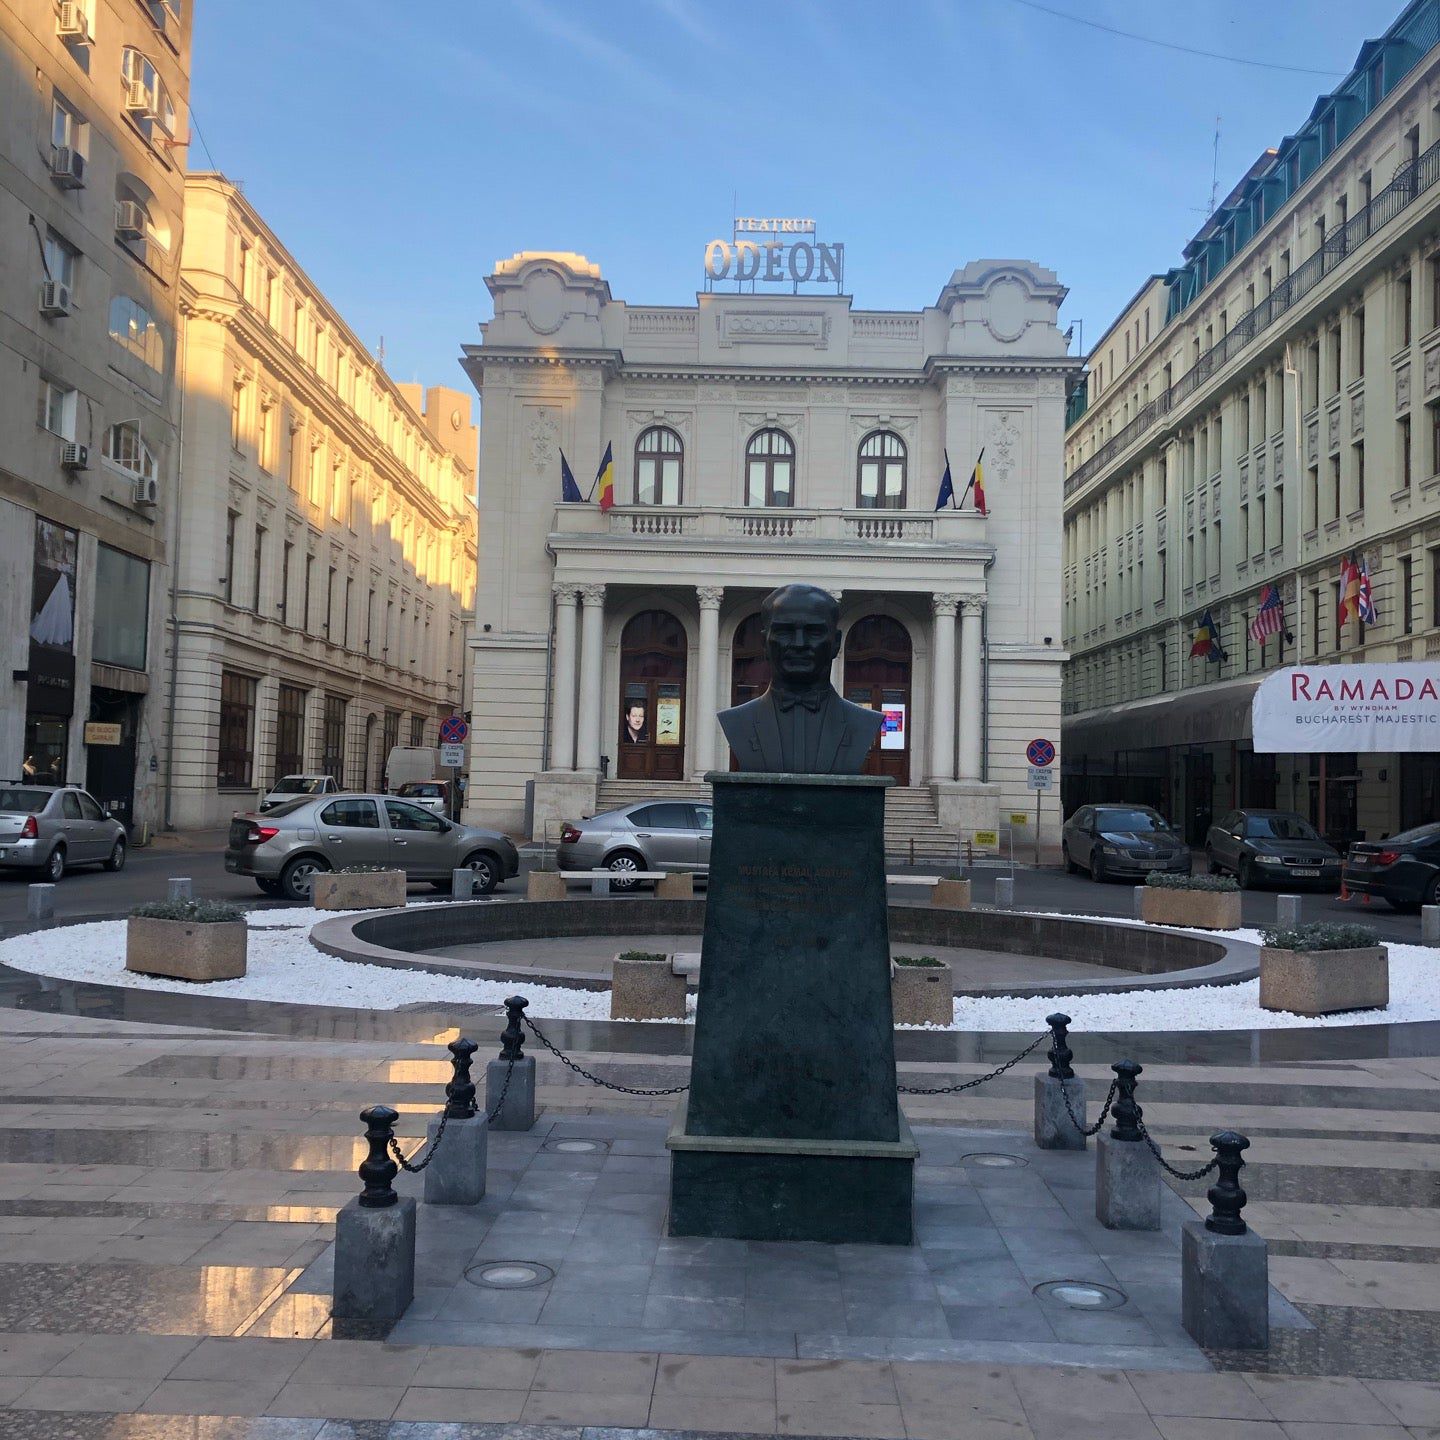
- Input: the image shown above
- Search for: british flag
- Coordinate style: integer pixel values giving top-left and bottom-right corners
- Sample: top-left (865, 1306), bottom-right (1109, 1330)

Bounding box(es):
top-left (1248, 583), bottom-right (1285, 645)
top-left (1357, 555), bottom-right (1378, 625)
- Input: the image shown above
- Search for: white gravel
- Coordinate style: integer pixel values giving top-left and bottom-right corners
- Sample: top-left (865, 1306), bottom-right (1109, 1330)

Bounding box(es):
top-left (0, 912), bottom-right (1432, 1031)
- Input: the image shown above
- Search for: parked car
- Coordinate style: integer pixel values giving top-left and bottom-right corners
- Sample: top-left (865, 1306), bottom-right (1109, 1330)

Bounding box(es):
top-left (557, 800), bottom-right (713, 889)
top-left (259, 774), bottom-right (340, 813)
top-left (224, 793), bottom-right (519, 901)
top-left (1205, 809), bottom-right (1342, 890)
top-left (0, 783), bottom-right (127, 881)
top-left (1061, 804), bottom-right (1191, 882)
top-left (395, 780), bottom-right (450, 817)
top-left (1342, 821), bottom-right (1440, 911)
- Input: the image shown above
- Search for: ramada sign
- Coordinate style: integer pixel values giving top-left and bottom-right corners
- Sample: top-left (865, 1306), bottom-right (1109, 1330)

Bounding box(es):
top-left (1252, 663), bottom-right (1440, 753)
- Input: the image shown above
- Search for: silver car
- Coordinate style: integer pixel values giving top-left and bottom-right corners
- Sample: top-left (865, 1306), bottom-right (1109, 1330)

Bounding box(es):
top-left (224, 793), bottom-right (519, 901)
top-left (0, 784), bottom-right (128, 881)
top-left (557, 800), bottom-right (712, 889)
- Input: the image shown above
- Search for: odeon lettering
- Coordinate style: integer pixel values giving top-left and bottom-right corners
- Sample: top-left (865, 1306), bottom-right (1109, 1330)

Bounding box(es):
top-left (704, 239), bottom-right (845, 286)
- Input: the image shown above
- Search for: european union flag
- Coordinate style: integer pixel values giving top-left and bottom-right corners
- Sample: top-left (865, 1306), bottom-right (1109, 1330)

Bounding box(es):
top-left (934, 452), bottom-right (955, 510)
top-left (560, 450), bottom-right (584, 503)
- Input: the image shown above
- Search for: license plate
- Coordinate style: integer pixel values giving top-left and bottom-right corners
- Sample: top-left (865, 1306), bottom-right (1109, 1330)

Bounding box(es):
top-left (1351, 856), bottom-right (1369, 867)
top-left (1291, 868), bottom-right (1319, 877)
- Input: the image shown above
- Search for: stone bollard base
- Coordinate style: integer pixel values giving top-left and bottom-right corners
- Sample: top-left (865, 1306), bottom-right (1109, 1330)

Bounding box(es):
top-left (332, 1195), bottom-right (416, 1323)
top-left (1276, 894), bottom-right (1302, 929)
top-left (167, 877), bottom-right (193, 902)
top-left (1181, 1219), bottom-right (1269, 1350)
top-left (26, 884), bottom-right (55, 921)
top-left (1095, 1132), bottom-right (1161, 1230)
top-left (930, 879), bottom-right (972, 910)
top-left (993, 877), bottom-right (1014, 909)
top-left (487, 1055), bottom-right (536, 1131)
top-left (422, 1114), bottom-right (487, 1205)
top-left (1423, 904), bottom-right (1439, 947)
top-left (526, 871), bottom-right (566, 901)
top-left (1034, 1073), bottom-right (1087, 1150)
top-left (451, 868), bottom-right (476, 899)
top-left (655, 872), bottom-right (694, 900)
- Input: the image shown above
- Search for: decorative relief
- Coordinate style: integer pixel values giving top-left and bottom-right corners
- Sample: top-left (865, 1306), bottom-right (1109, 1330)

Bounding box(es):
top-left (810, 386), bottom-right (847, 403)
top-left (1327, 406), bottom-right (1341, 453)
top-left (624, 386), bottom-right (694, 400)
top-left (528, 407), bottom-right (558, 477)
top-left (1199, 491), bottom-right (1208, 525)
top-left (974, 379), bottom-right (1035, 394)
top-left (1396, 363), bottom-right (1412, 411)
top-left (735, 387), bottom-right (804, 402)
top-left (1350, 392), bottom-right (1364, 438)
top-left (931, 593), bottom-right (961, 617)
top-left (849, 413), bottom-right (918, 440)
top-left (1305, 418), bottom-right (1319, 465)
top-left (1256, 451), bottom-right (1266, 486)
top-left (626, 409), bottom-right (692, 440)
top-left (983, 410), bottom-right (1022, 481)
top-left (959, 595), bottom-right (987, 615)
top-left (1425, 346), bottom-right (1440, 399)
top-left (1239, 465), bottom-right (1248, 501)
top-left (738, 411), bottom-right (804, 437)
top-left (698, 385), bottom-right (732, 402)
top-left (717, 311), bottom-right (831, 348)
top-left (696, 585), bottom-right (724, 609)
top-left (578, 584), bottom-right (606, 605)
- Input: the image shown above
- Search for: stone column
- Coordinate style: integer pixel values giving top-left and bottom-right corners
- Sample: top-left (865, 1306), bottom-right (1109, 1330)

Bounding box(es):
top-left (549, 585), bottom-right (579, 771)
top-left (575, 584), bottom-right (606, 773)
top-left (828, 589), bottom-right (845, 691)
top-left (693, 586), bottom-right (723, 777)
top-left (929, 594), bottom-right (959, 782)
top-left (958, 596), bottom-right (986, 781)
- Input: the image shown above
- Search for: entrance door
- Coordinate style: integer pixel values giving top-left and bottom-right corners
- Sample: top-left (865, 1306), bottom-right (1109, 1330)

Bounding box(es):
top-left (84, 690), bottom-right (139, 832)
top-left (843, 615), bottom-right (912, 785)
top-left (1182, 750), bottom-right (1214, 845)
top-left (729, 612), bottom-right (769, 770)
top-left (618, 610), bottom-right (687, 781)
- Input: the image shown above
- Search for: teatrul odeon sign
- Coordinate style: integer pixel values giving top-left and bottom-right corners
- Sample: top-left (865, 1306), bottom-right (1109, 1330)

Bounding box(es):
top-left (1252, 663), bottom-right (1440, 753)
top-left (703, 219), bottom-right (844, 291)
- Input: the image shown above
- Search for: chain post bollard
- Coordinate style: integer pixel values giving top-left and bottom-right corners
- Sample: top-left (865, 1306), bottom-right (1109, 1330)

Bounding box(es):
top-left (418, 1037), bottom-right (490, 1206)
top-left (1182, 1128), bottom-right (1267, 1349)
top-left (1034, 1013), bottom-right (1088, 1151)
top-left (488, 996), bottom-right (537, 1131)
top-left (1095, 1059), bottom-right (1160, 1230)
top-left (333, 1103), bottom-right (416, 1325)
top-left (444, 1037), bottom-right (479, 1119)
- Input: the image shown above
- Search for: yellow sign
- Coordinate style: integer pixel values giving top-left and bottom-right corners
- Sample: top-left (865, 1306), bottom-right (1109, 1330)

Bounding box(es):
top-left (654, 696), bottom-right (681, 746)
top-left (1009, 812), bottom-right (1028, 826)
top-left (973, 830), bottom-right (998, 848)
top-left (83, 722), bottom-right (122, 746)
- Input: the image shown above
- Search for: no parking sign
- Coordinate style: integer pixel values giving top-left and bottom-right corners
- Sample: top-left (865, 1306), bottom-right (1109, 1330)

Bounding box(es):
top-left (1025, 737), bottom-right (1055, 767)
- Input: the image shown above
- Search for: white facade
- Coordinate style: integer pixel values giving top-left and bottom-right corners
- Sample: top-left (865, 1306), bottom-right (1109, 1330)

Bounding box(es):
top-left (463, 251), bottom-right (1075, 844)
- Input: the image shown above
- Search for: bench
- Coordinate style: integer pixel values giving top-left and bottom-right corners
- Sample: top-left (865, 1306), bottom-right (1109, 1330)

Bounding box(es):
top-left (528, 869), bottom-right (687, 897)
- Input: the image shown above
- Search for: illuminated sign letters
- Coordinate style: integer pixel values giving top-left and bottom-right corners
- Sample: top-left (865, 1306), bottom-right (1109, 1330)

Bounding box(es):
top-left (703, 219), bottom-right (844, 292)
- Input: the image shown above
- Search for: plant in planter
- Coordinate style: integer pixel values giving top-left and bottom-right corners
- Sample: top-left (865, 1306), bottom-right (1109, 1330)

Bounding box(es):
top-left (312, 865), bottom-right (407, 912)
top-left (126, 899), bottom-right (247, 982)
top-left (1139, 872), bottom-right (1242, 930)
top-left (891, 953), bottom-right (953, 1026)
top-left (610, 950), bottom-right (686, 1020)
top-left (1258, 922), bottom-right (1387, 1016)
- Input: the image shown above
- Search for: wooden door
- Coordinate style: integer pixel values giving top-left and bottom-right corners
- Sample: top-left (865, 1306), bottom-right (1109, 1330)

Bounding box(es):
top-left (617, 610), bottom-right (687, 781)
top-left (729, 612), bottom-right (769, 770)
top-left (843, 614), bottom-right (912, 785)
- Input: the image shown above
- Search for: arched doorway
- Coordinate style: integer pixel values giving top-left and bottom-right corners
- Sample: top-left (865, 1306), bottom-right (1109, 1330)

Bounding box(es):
top-left (844, 614), bottom-right (912, 785)
top-left (618, 610), bottom-right (687, 781)
top-left (728, 612), bottom-right (770, 770)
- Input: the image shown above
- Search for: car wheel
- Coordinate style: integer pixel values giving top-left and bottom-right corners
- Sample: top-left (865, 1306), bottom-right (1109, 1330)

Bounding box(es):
top-left (1063, 843), bottom-right (1079, 875)
top-left (280, 855), bottom-right (329, 903)
top-left (1385, 896), bottom-right (1421, 914)
top-left (605, 850), bottom-right (644, 891)
top-left (43, 846), bottom-right (65, 883)
top-left (255, 878), bottom-right (283, 898)
top-left (1237, 858), bottom-right (1254, 891)
top-left (1205, 848), bottom-right (1222, 876)
top-left (1091, 850), bottom-right (1107, 883)
top-left (103, 837), bottom-right (127, 872)
top-left (460, 850), bottom-right (499, 895)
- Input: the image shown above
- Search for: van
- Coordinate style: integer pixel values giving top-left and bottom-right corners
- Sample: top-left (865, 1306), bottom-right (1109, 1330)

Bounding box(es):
top-left (385, 745), bottom-right (440, 792)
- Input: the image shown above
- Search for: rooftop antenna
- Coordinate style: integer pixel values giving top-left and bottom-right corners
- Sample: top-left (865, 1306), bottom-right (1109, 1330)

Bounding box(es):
top-left (1208, 115), bottom-right (1222, 215)
top-left (377, 335), bottom-right (386, 369)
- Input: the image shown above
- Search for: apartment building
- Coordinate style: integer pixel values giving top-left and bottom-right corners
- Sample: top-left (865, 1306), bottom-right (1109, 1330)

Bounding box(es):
top-left (1, 0), bottom-right (190, 833)
top-left (1062, 0), bottom-right (1440, 846)
top-left (169, 174), bottom-right (477, 828)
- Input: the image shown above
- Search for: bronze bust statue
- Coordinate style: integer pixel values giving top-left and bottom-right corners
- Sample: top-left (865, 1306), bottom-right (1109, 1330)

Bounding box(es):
top-left (718, 583), bottom-right (883, 774)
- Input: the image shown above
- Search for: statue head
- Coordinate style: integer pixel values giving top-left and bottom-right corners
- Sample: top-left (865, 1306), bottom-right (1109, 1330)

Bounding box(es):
top-left (760, 583), bottom-right (841, 692)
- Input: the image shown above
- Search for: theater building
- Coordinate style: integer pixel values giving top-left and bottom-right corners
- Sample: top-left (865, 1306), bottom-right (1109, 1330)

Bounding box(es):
top-left (461, 248), bottom-right (1075, 851)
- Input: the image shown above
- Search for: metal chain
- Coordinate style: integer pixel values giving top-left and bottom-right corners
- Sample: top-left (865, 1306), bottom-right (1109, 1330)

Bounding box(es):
top-left (485, 1057), bottom-right (517, 1124)
top-left (897, 1032), bottom-right (1048, 1095)
top-left (388, 1058), bottom-right (519, 1175)
top-left (522, 1016), bottom-right (690, 1096)
top-left (1059, 1076), bottom-right (1118, 1139)
top-left (1137, 1120), bottom-right (1220, 1181)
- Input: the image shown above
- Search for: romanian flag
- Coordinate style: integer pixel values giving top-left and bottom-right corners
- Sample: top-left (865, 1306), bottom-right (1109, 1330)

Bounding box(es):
top-left (1337, 554), bottom-right (1361, 627)
top-left (965, 449), bottom-right (987, 515)
top-left (1189, 607), bottom-right (1227, 662)
top-left (593, 442), bottom-right (615, 512)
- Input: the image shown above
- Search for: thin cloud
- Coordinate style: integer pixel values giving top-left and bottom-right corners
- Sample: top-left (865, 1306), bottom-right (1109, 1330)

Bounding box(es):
top-left (648, 0), bottom-right (730, 53)
top-left (516, 0), bottom-right (685, 105)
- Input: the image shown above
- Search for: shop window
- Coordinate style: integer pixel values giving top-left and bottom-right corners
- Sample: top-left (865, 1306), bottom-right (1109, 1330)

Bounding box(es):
top-left (92, 543), bottom-right (149, 670)
top-left (744, 428), bottom-right (795, 508)
top-left (634, 426), bottom-right (682, 505)
top-left (856, 430), bottom-right (907, 509)
top-left (274, 683), bottom-right (306, 780)
top-left (321, 695), bottom-right (347, 784)
top-left (216, 670), bottom-right (256, 788)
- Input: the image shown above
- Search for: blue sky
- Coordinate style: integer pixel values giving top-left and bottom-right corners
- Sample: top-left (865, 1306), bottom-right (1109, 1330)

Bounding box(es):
top-left (190, 0), bottom-right (1406, 393)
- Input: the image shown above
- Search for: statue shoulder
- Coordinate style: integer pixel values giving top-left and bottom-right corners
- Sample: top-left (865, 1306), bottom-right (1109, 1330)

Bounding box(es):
top-left (838, 696), bottom-right (885, 732)
top-left (719, 695), bottom-right (766, 728)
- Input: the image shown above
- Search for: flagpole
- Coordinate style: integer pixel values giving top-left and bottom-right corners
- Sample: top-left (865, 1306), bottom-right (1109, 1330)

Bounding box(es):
top-left (1284, 343), bottom-right (1304, 665)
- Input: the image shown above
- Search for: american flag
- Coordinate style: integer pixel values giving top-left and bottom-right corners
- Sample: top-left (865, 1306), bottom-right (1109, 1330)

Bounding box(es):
top-left (1248, 583), bottom-right (1285, 644)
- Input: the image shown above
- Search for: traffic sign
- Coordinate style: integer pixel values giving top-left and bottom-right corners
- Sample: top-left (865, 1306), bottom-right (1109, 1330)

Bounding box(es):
top-left (439, 714), bottom-right (469, 745)
top-left (440, 742), bottom-right (465, 769)
top-left (1009, 812), bottom-right (1028, 826)
top-left (1026, 737), bottom-right (1055, 767)
top-left (973, 829), bottom-right (998, 848)
top-left (1027, 766), bottom-right (1054, 791)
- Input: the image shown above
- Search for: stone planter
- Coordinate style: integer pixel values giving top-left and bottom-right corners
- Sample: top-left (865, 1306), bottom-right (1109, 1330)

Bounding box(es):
top-left (656, 872), bottom-right (694, 900)
top-left (1259, 944), bottom-right (1389, 1017)
top-left (313, 870), bottom-right (407, 911)
top-left (891, 962), bottom-right (953, 1026)
top-left (126, 917), bottom-right (247, 982)
top-left (526, 871), bottom-right (567, 901)
top-left (610, 954), bottom-right (686, 1020)
top-left (1139, 887), bottom-right (1242, 931)
top-left (929, 879), bottom-right (972, 910)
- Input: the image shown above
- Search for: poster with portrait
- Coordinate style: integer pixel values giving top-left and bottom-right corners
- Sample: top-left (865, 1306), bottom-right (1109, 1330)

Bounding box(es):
top-left (620, 693), bottom-right (649, 745)
top-left (28, 518), bottom-right (78, 717)
top-left (880, 703), bottom-right (906, 751)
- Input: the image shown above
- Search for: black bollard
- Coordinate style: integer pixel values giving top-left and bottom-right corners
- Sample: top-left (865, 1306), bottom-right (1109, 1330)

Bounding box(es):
top-left (1109, 1059), bottom-right (1143, 1142)
top-left (488, 995), bottom-right (536, 1131)
top-left (500, 996), bottom-right (528, 1060)
top-left (444, 1038), bottom-right (479, 1120)
top-left (357, 1104), bottom-right (400, 1209)
top-left (1046, 1014), bottom-right (1074, 1080)
top-left (1204, 1130), bottom-right (1250, 1236)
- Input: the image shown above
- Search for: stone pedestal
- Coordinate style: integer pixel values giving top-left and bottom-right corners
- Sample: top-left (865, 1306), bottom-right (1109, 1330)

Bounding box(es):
top-left (993, 877), bottom-right (1014, 909)
top-left (1276, 894), bottom-right (1302, 929)
top-left (526, 871), bottom-right (566, 901)
top-left (27, 884), bottom-right (55, 921)
top-left (1034, 1073), bottom-right (1087, 1150)
top-left (1181, 1220), bottom-right (1269, 1350)
top-left (487, 1055), bottom-right (535, 1131)
top-left (1422, 904), bottom-right (1438, 946)
top-left (1259, 945), bottom-right (1388, 1016)
top-left (668, 773), bottom-right (916, 1244)
top-left (611, 955), bottom-right (687, 1020)
top-left (422, 1114), bottom-right (487, 1205)
top-left (126, 918), bottom-right (247, 982)
top-left (656, 872), bottom-right (694, 899)
top-left (1095, 1132), bottom-right (1161, 1230)
top-left (313, 870), bottom-right (406, 911)
top-left (332, 1195), bottom-right (415, 1323)
top-left (891, 962), bottom-right (953, 1026)
top-left (450, 869), bottom-right (476, 899)
top-left (1139, 887), bottom-right (1242, 930)
top-left (929, 879), bottom-right (971, 909)
top-left (167, 877), bottom-right (192, 901)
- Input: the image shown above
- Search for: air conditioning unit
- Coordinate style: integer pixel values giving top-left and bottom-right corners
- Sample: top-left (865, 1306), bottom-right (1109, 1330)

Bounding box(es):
top-left (114, 200), bottom-right (145, 240)
top-left (61, 443), bottom-right (88, 472)
top-left (133, 474), bottom-right (159, 507)
top-left (50, 146), bottom-right (85, 189)
top-left (56, 2), bottom-right (90, 43)
top-left (124, 81), bottom-right (155, 119)
top-left (39, 280), bottom-right (71, 317)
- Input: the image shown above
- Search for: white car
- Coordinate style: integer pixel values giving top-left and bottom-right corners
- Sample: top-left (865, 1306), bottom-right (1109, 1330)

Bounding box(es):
top-left (258, 774), bottom-right (339, 813)
top-left (394, 780), bottom-right (450, 816)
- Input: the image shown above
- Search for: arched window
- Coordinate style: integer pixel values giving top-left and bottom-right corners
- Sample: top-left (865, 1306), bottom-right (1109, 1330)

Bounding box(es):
top-left (108, 296), bottom-right (163, 371)
top-left (120, 48), bottom-right (176, 137)
top-left (856, 430), bottom-right (907, 509)
top-left (634, 426), bottom-right (683, 505)
top-left (744, 428), bottom-right (795, 507)
top-left (105, 421), bottom-right (156, 481)
top-left (115, 173), bottom-right (171, 265)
